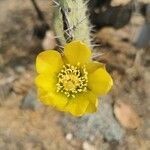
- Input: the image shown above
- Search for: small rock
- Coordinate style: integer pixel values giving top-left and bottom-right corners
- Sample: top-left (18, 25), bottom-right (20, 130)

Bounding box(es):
top-left (13, 73), bottom-right (33, 94)
top-left (111, 0), bottom-right (131, 7)
top-left (83, 141), bottom-right (95, 150)
top-left (65, 133), bottom-right (73, 141)
top-left (134, 22), bottom-right (150, 48)
top-left (15, 66), bottom-right (26, 73)
top-left (89, 135), bottom-right (95, 142)
top-left (0, 76), bottom-right (16, 104)
top-left (42, 30), bottom-right (56, 50)
top-left (114, 101), bottom-right (142, 129)
top-left (20, 89), bottom-right (42, 110)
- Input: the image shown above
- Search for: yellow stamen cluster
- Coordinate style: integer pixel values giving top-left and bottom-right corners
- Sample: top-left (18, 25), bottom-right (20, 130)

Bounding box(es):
top-left (56, 64), bottom-right (88, 98)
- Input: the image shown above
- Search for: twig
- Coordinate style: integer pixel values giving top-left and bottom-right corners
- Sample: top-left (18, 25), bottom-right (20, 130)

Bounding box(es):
top-left (30, 0), bottom-right (46, 22)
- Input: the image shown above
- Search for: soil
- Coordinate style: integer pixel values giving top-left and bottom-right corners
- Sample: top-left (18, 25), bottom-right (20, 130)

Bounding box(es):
top-left (0, 0), bottom-right (149, 150)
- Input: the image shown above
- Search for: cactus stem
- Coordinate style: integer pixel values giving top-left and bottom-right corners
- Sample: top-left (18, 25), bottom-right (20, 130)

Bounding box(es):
top-left (53, 0), bottom-right (92, 48)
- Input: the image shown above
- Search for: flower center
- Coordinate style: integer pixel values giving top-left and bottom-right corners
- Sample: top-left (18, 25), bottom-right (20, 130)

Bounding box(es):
top-left (56, 64), bottom-right (88, 98)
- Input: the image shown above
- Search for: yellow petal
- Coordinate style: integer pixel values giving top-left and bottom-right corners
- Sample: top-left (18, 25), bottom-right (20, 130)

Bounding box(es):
top-left (86, 61), bottom-right (105, 74)
top-left (88, 67), bottom-right (113, 96)
top-left (36, 50), bottom-right (63, 74)
top-left (37, 89), bottom-right (55, 106)
top-left (65, 91), bottom-right (97, 116)
top-left (85, 96), bottom-right (98, 113)
top-left (38, 90), bottom-right (68, 110)
top-left (35, 74), bottom-right (68, 110)
top-left (64, 40), bottom-right (91, 65)
top-left (35, 74), bottom-right (56, 92)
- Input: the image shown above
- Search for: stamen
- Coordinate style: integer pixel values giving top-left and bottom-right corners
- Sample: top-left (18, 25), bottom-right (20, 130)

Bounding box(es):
top-left (56, 64), bottom-right (88, 98)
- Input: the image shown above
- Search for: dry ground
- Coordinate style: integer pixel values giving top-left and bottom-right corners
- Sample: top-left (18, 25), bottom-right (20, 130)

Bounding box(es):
top-left (0, 0), bottom-right (149, 150)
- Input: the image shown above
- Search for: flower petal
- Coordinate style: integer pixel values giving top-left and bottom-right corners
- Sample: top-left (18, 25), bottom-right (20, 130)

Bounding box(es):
top-left (64, 40), bottom-right (91, 65)
top-left (38, 89), bottom-right (68, 110)
top-left (37, 89), bottom-right (55, 106)
top-left (85, 96), bottom-right (98, 113)
top-left (35, 74), bottom-right (56, 92)
top-left (65, 91), bottom-right (97, 116)
top-left (86, 61), bottom-right (105, 74)
top-left (36, 50), bottom-right (63, 74)
top-left (35, 74), bottom-right (68, 110)
top-left (88, 67), bottom-right (113, 96)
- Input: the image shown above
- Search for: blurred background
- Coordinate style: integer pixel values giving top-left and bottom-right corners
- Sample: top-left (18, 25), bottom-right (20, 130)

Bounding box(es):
top-left (0, 0), bottom-right (149, 149)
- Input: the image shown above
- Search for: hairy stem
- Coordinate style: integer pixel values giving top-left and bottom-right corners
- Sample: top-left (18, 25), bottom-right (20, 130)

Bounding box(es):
top-left (53, 0), bottom-right (91, 47)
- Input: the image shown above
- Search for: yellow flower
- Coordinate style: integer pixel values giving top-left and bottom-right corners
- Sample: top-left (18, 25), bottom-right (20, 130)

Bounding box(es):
top-left (35, 40), bottom-right (113, 116)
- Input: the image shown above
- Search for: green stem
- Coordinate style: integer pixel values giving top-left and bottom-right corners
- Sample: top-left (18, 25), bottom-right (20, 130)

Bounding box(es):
top-left (53, 0), bottom-right (91, 47)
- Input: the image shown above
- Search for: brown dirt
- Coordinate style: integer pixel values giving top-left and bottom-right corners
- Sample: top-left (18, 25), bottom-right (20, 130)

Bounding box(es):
top-left (0, 0), bottom-right (149, 150)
